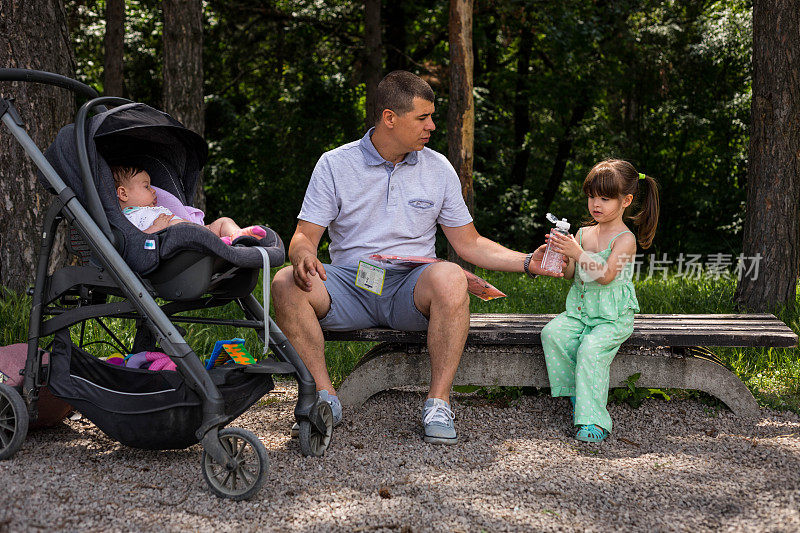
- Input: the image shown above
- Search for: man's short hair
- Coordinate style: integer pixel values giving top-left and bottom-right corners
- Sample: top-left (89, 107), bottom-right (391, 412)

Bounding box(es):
top-left (373, 71), bottom-right (435, 125)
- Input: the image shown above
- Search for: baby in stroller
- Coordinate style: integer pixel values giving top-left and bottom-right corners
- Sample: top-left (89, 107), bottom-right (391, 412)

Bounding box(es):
top-left (113, 165), bottom-right (266, 244)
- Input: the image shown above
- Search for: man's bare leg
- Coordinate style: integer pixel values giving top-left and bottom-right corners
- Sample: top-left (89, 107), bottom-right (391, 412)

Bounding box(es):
top-left (413, 262), bottom-right (470, 403)
top-left (271, 266), bottom-right (335, 394)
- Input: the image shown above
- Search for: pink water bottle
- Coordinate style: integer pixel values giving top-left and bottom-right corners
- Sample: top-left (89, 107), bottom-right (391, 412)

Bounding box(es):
top-left (542, 213), bottom-right (571, 273)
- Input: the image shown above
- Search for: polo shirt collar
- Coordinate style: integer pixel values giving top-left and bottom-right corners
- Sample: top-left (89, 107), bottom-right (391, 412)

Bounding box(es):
top-left (359, 127), bottom-right (419, 166)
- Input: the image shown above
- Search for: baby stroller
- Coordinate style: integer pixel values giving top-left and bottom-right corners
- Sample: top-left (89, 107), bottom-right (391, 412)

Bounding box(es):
top-left (0, 69), bottom-right (334, 500)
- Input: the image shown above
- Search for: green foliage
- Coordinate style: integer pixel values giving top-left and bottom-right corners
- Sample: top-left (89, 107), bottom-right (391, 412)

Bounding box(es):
top-left (609, 372), bottom-right (671, 408)
top-left (65, 0), bottom-right (754, 258)
top-left (66, 0), bottom-right (164, 103)
top-left (0, 288), bottom-right (31, 347)
top-left (471, 0), bottom-right (753, 255)
top-left (201, 0), bottom-right (365, 238)
top-left (477, 385), bottom-right (524, 407)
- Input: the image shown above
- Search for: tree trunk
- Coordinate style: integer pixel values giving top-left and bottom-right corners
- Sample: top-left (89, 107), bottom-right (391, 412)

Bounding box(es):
top-left (446, 0), bottom-right (475, 269)
top-left (509, 28), bottom-right (532, 188)
top-left (103, 0), bottom-right (125, 97)
top-left (735, 0), bottom-right (800, 311)
top-left (0, 0), bottom-right (75, 293)
top-left (162, 0), bottom-right (205, 210)
top-left (363, 0), bottom-right (381, 131)
top-left (383, 2), bottom-right (407, 73)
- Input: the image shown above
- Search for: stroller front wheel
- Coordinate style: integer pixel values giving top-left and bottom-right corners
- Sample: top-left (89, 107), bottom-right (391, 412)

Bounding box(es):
top-left (0, 384), bottom-right (29, 460)
top-left (201, 427), bottom-right (268, 500)
top-left (299, 399), bottom-right (333, 457)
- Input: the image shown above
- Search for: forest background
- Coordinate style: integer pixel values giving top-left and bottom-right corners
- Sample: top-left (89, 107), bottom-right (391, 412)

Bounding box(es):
top-left (67, 0), bottom-right (753, 261)
top-left (1, 0), bottom-right (799, 410)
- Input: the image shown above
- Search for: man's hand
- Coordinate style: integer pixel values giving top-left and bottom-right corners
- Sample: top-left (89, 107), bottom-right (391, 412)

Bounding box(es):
top-left (291, 253), bottom-right (327, 292)
top-left (526, 243), bottom-right (566, 277)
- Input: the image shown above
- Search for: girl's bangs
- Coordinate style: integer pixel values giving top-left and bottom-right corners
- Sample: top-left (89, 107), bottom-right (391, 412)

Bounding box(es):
top-left (583, 168), bottom-right (623, 198)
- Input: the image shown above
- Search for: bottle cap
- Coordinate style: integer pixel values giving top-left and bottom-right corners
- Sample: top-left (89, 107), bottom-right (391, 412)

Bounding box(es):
top-left (546, 212), bottom-right (570, 232)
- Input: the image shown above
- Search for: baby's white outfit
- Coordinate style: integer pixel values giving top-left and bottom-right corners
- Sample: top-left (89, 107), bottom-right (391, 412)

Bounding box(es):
top-left (122, 206), bottom-right (182, 231)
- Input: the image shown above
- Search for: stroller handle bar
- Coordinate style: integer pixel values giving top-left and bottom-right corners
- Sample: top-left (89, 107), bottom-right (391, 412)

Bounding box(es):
top-left (0, 68), bottom-right (100, 100)
top-left (75, 97), bottom-right (136, 247)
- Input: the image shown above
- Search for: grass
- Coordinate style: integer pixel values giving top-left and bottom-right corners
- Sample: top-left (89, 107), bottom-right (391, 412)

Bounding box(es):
top-left (1, 270), bottom-right (799, 413)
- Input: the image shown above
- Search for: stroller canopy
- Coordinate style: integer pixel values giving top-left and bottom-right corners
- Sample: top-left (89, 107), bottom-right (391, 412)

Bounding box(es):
top-left (93, 103), bottom-right (208, 207)
top-left (43, 103), bottom-right (284, 275)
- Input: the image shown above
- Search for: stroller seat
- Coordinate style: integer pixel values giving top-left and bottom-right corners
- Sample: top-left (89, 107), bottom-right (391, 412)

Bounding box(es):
top-left (44, 102), bottom-right (285, 294)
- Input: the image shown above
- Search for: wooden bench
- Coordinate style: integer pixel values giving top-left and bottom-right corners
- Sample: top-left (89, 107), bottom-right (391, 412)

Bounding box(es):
top-left (324, 314), bottom-right (798, 417)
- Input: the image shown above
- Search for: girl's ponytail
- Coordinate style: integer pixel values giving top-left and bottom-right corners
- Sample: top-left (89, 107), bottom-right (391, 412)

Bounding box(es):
top-left (631, 174), bottom-right (659, 249)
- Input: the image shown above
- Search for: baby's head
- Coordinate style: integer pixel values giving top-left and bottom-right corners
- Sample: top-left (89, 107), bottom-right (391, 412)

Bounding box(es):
top-left (112, 166), bottom-right (157, 209)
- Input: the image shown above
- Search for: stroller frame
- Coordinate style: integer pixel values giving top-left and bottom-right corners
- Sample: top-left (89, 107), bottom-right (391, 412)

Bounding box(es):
top-left (0, 69), bottom-right (333, 500)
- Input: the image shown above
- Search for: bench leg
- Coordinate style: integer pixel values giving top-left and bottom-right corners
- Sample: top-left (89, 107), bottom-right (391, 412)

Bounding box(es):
top-left (337, 344), bottom-right (551, 408)
top-left (337, 344), bottom-right (760, 418)
top-left (610, 352), bottom-right (760, 418)
top-left (337, 343), bottom-right (430, 409)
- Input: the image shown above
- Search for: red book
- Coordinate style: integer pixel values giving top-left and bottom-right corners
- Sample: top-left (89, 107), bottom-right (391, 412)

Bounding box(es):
top-left (368, 254), bottom-right (507, 301)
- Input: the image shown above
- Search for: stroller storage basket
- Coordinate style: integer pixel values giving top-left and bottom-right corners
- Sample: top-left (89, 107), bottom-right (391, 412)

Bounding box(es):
top-left (48, 331), bottom-right (274, 450)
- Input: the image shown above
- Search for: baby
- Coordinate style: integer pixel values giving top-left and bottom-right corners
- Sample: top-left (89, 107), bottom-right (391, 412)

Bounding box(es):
top-left (112, 166), bottom-right (265, 244)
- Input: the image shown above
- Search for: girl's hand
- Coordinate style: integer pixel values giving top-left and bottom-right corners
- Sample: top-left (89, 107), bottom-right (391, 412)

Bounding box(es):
top-left (548, 232), bottom-right (583, 261)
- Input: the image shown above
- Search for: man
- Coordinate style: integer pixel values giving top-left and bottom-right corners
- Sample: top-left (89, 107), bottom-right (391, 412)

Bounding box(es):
top-left (272, 71), bottom-right (559, 445)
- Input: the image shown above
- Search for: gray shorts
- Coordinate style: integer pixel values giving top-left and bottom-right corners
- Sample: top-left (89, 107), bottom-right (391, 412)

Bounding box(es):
top-left (319, 263), bottom-right (432, 331)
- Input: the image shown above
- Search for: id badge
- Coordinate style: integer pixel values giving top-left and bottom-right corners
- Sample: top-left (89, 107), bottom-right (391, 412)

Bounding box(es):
top-left (355, 261), bottom-right (385, 295)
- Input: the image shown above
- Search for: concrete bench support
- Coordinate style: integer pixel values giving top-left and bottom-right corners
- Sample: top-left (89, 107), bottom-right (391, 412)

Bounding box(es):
top-left (337, 343), bottom-right (761, 418)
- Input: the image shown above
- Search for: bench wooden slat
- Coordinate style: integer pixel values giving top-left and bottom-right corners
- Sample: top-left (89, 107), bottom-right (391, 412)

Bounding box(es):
top-left (467, 314), bottom-right (782, 323)
top-left (464, 322), bottom-right (788, 330)
top-left (468, 313), bottom-right (780, 320)
top-left (469, 320), bottom-right (789, 329)
top-left (323, 313), bottom-right (798, 348)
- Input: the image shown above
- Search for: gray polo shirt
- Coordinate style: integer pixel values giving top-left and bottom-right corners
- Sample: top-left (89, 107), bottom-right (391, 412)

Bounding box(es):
top-left (298, 128), bottom-right (473, 266)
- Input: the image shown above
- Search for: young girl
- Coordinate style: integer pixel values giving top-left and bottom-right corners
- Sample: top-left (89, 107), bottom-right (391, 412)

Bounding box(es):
top-left (113, 165), bottom-right (266, 244)
top-left (541, 159), bottom-right (659, 443)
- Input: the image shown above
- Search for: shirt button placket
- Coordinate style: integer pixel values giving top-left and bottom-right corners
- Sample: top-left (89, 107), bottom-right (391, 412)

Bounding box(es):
top-left (386, 162), bottom-right (398, 209)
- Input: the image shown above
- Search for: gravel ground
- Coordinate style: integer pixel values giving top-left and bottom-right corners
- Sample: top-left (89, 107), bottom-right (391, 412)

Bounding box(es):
top-left (1, 383), bottom-right (799, 532)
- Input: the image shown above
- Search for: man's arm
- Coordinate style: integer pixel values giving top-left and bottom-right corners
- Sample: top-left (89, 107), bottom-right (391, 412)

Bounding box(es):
top-left (441, 223), bottom-right (563, 276)
top-left (288, 220), bottom-right (328, 291)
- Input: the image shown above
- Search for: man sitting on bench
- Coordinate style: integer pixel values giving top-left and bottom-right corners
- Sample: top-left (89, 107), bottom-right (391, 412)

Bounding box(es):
top-left (271, 71), bottom-right (560, 445)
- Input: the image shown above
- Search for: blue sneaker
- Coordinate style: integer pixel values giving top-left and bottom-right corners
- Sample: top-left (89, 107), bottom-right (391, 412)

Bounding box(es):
top-left (291, 390), bottom-right (342, 437)
top-left (422, 398), bottom-right (458, 445)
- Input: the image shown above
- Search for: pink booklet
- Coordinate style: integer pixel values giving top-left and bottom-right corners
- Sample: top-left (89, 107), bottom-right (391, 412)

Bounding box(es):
top-left (368, 254), bottom-right (507, 301)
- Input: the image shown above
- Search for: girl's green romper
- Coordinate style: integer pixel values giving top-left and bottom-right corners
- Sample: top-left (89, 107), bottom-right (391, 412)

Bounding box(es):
top-left (541, 228), bottom-right (639, 433)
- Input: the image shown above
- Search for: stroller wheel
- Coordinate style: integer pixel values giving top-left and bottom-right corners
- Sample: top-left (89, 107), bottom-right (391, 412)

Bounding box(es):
top-left (299, 399), bottom-right (333, 457)
top-left (201, 427), bottom-right (268, 500)
top-left (0, 384), bottom-right (29, 460)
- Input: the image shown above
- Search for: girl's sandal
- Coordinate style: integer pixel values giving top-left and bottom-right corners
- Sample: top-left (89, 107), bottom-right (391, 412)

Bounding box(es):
top-left (568, 396), bottom-right (575, 418)
top-left (575, 424), bottom-right (609, 443)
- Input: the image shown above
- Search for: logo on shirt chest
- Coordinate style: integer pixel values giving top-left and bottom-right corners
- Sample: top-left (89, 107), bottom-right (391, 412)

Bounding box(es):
top-left (408, 199), bottom-right (435, 209)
